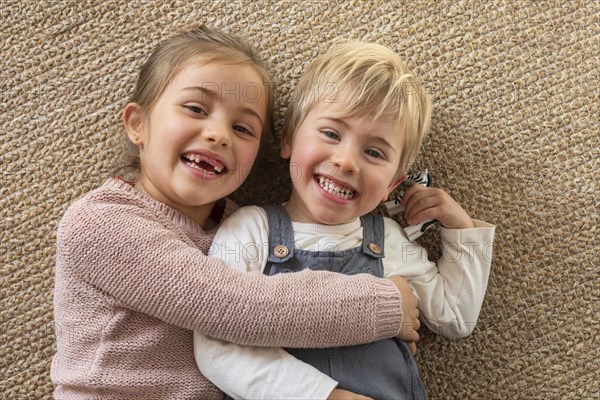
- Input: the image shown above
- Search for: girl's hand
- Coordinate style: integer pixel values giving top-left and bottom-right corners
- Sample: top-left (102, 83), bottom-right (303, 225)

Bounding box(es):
top-left (388, 275), bottom-right (420, 343)
top-left (401, 185), bottom-right (475, 229)
top-left (406, 340), bottom-right (418, 355)
top-left (327, 388), bottom-right (374, 399)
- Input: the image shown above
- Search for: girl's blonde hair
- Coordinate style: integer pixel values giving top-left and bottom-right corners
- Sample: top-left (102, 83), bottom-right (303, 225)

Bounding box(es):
top-left (117, 26), bottom-right (274, 179)
top-left (283, 42), bottom-right (432, 176)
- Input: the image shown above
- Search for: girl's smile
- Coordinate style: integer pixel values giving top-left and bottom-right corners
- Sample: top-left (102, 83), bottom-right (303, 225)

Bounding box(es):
top-left (181, 150), bottom-right (228, 178)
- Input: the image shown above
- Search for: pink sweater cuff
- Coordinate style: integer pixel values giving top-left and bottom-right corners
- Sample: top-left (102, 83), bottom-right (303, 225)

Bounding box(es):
top-left (372, 278), bottom-right (403, 340)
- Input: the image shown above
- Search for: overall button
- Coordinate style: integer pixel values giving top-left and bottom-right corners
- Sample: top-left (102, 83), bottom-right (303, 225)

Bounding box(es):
top-left (274, 244), bottom-right (289, 258)
top-left (368, 242), bottom-right (382, 254)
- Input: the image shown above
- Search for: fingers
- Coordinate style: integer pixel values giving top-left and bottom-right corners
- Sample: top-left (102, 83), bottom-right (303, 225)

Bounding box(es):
top-left (399, 183), bottom-right (426, 206)
top-left (401, 307), bottom-right (420, 342)
top-left (389, 275), bottom-right (421, 343)
top-left (401, 185), bottom-right (439, 224)
top-left (403, 320), bottom-right (420, 342)
top-left (403, 304), bottom-right (420, 343)
top-left (328, 388), bottom-right (374, 399)
top-left (407, 341), bottom-right (418, 355)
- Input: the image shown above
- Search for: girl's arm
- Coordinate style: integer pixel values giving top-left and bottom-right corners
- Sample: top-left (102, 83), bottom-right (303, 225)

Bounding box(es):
top-left (383, 217), bottom-right (495, 338)
top-left (58, 192), bottom-right (402, 348)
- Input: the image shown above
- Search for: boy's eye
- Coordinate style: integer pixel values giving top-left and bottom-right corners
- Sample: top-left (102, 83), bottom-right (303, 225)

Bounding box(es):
top-left (322, 130), bottom-right (340, 140)
top-left (365, 149), bottom-right (383, 159)
top-left (184, 105), bottom-right (206, 115)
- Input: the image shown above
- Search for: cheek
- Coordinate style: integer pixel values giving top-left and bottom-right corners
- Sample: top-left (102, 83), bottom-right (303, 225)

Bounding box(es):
top-left (167, 119), bottom-right (193, 140)
top-left (367, 168), bottom-right (396, 193)
top-left (290, 140), bottom-right (321, 164)
top-left (237, 142), bottom-right (261, 172)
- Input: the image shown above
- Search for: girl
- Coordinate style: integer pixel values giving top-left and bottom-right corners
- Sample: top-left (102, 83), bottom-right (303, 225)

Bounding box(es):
top-left (51, 27), bottom-right (419, 399)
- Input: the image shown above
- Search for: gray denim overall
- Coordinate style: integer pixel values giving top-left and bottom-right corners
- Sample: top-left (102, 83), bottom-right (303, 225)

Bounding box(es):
top-left (258, 204), bottom-right (426, 400)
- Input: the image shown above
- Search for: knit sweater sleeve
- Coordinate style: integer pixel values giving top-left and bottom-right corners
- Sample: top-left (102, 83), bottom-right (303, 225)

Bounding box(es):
top-left (56, 184), bottom-right (402, 348)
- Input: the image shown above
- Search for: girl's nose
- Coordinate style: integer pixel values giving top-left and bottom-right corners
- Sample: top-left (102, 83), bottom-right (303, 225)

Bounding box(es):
top-left (204, 122), bottom-right (232, 147)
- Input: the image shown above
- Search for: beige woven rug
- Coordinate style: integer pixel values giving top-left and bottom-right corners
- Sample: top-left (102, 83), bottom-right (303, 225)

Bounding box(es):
top-left (3, 1), bottom-right (598, 398)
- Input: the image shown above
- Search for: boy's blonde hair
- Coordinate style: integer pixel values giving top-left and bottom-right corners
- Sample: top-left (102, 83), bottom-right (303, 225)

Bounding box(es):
top-left (117, 26), bottom-right (274, 179)
top-left (283, 42), bottom-right (432, 176)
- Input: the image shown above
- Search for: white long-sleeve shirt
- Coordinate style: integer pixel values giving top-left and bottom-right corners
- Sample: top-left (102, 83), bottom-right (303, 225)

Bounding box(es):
top-left (195, 205), bottom-right (495, 399)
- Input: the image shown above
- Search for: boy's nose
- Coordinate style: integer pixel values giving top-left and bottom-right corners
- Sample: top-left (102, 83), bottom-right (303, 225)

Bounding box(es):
top-left (332, 149), bottom-right (359, 175)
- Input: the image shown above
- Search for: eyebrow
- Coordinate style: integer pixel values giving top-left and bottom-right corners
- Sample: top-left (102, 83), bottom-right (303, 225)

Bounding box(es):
top-left (182, 85), bottom-right (218, 97)
top-left (316, 116), bottom-right (397, 154)
top-left (316, 116), bottom-right (350, 128)
top-left (182, 86), bottom-right (264, 126)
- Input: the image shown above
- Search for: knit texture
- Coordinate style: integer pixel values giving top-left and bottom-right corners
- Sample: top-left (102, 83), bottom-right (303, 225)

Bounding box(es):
top-left (51, 179), bottom-right (402, 398)
top-left (3, 1), bottom-right (598, 398)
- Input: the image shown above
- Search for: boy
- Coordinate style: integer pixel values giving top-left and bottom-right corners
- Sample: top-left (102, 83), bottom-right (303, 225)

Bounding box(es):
top-left (195, 41), bottom-right (495, 399)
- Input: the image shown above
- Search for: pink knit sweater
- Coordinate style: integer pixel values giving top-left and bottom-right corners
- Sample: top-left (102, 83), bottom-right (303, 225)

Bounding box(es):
top-left (51, 178), bottom-right (403, 399)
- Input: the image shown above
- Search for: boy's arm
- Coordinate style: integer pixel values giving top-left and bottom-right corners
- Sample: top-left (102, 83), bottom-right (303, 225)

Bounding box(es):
top-left (194, 332), bottom-right (337, 399)
top-left (195, 206), bottom-right (337, 399)
top-left (384, 188), bottom-right (495, 338)
top-left (385, 219), bottom-right (495, 338)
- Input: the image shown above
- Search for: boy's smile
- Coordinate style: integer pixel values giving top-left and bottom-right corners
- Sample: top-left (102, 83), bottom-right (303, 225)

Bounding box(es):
top-left (282, 100), bottom-right (404, 225)
top-left (315, 174), bottom-right (357, 201)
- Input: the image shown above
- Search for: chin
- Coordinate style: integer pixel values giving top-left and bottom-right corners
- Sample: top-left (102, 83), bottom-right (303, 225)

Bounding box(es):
top-left (313, 212), bottom-right (349, 226)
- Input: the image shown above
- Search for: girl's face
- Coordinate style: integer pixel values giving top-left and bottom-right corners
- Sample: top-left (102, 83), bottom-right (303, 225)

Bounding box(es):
top-left (124, 62), bottom-right (267, 227)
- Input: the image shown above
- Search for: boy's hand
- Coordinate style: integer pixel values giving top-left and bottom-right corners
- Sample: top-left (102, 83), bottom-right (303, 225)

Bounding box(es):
top-left (388, 275), bottom-right (420, 343)
top-left (328, 388), bottom-right (373, 399)
top-left (401, 185), bottom-right (475, 229)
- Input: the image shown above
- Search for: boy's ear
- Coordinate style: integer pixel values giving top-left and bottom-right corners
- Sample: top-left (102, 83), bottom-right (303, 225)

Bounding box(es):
top-left (123, 103), bottom-right (144, 146)
top-left (382, 174), bottom-right (406, 202)
top-left (280, 131), bottom-right (292, 159)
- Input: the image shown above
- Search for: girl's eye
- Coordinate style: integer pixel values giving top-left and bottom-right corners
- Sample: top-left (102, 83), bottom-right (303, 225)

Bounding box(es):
top-left (322, 130), bottom-right (340, 140)
top-left (184, 105), bottom-right (206, 115)
top-left (234, 125), bottom-right (253, 136)
top-left (365, 149), bottom-right (383, 159)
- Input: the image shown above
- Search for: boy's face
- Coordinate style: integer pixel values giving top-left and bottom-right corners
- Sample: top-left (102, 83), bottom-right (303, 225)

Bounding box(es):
top-left (125, 62), bottom-right (267, 226)
top-left (281, 100), bottom-right (404, 225)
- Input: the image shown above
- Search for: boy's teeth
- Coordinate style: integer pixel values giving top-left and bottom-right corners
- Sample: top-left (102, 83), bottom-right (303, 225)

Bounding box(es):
top-left (318, 176), bottom-right (355, 199)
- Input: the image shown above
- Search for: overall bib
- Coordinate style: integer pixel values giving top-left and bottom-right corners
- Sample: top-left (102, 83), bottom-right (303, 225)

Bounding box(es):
top-left (258, 204), bottom-right (427, 399)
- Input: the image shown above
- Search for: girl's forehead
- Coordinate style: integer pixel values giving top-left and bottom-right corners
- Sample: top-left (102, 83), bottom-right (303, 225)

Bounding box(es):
top-left (173, 62), bottom-right (264, 87)
top-left (161, 62), bottom-right (268, 121)
top-left (165, 62), bottom-right (267, 108)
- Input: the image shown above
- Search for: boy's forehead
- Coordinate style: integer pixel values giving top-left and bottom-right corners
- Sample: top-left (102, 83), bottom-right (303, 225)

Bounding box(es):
top-left (309, 99), bottom-right (399, 127)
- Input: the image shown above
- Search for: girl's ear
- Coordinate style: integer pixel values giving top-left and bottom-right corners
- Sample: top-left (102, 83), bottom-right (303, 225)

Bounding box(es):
top-left (123, 103), bottom-right (144, 145)
top-left (280, 131), bottom-right (292, 159)
top-left (382, 174), bottom-right (406, 202)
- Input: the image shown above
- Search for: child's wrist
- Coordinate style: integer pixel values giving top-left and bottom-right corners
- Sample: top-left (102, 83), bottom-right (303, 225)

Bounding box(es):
top-left (459, 219), bottom-right (475, 229)
top-left (442, 218), bottom-right (475, 230)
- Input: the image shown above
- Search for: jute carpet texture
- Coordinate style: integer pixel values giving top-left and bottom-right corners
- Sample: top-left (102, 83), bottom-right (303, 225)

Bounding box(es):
top-left (2, 1), bottom-right (598, 398)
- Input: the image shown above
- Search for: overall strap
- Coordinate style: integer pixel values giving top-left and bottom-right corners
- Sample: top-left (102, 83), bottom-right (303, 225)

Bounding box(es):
top-left (360, 213), bottom-right (385, 258)
top-left (261, 204), bottom-right (295, 264)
